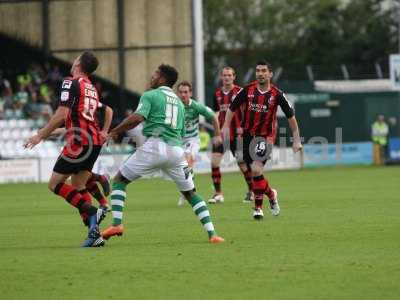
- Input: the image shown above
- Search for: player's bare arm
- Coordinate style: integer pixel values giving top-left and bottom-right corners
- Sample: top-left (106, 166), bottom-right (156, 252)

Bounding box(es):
top-left (211, 115), bottom-right (222, 145)
top-left (109, 113), bottom-right (144, 139)
top-left (48, 127), bottom-right (67, 138)
top-left (24, 106), bottom-right (69, 149)
top-left (99, 105), bottom-right (113, 142)
top-left (221, 108), bottom-right (234, 140)
top-left (102, 105), bottom-right (114, 133)
top-left (287, 116), bottom-right (302, 152)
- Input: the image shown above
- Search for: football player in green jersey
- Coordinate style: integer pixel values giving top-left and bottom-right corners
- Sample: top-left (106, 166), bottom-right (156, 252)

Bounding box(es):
top-left (102, 65), bottom-right (224, 244)
top-left (176, 81), bottom-right (222, 205)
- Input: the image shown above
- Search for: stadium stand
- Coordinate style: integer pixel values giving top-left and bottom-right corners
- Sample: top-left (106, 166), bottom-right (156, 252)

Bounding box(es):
top-left (0, 34), bottom-right (139, 160)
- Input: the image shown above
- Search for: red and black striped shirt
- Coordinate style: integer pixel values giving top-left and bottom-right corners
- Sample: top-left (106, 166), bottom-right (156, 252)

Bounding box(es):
top-left (230, 84), bottom-right (294, 143)
top-left (213, 85), bottom-right (242, 139)
top-left (59, 77), bottom-right (104, 154)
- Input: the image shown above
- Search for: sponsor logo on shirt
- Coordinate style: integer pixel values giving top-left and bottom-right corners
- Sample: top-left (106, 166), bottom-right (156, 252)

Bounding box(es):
top-left (248, 101), bottom-right (268, 112)
top-left (62, 80), bottom-right (72, 89)
top-left (61, 91), bottom-right (69, 101)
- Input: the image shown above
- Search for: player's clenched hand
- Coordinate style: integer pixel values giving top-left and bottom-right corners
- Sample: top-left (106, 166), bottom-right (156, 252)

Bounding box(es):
top-left (292, 142), bottom-right (303, 153)
top-left (107, 131), bottom-right (118, 142)
top-left (212, 135), bottom-right (223, 146)
top-left (99, 130), bottom-right (108, 144)
top-left (24, 134), bottom-right (42, 149)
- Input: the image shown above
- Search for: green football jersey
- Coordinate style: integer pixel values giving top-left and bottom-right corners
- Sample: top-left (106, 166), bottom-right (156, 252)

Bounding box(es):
top-left (183, 99), bottom-right (215, 139)
top-left (135, 86), bottom-right (185, 146)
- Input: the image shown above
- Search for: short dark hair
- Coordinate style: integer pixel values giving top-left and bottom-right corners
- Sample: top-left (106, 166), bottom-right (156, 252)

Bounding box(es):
top-left (158, 64), bottom-right (178, 87)
top-left (79, 51), bottom-right (99, 75)
top-left (177, 80), bottom-right (192, 91)
top-left (256, 60), bottom-right (273, 72)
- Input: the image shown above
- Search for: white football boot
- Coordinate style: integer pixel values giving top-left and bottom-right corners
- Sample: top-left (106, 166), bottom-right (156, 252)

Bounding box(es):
top-left (253, 207), bottom-right (264, 220)
top-left (208, 194), bottom-right (224, 204)
top-left (269, 189), bottom-right (280, 216)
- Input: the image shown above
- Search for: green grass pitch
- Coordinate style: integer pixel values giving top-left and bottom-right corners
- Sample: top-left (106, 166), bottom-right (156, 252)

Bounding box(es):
top-left (0, 166), bottom-right (399, 299)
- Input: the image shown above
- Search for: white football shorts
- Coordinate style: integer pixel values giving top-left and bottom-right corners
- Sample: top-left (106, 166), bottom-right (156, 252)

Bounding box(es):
top-left (183, 137), bottom-right (200, 158)
top-left (119, 137), bottom-right (195, 191)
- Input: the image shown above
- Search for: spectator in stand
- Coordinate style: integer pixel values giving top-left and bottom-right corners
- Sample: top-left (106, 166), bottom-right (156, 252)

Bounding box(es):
top-left (23, 91), bottom-right (42, 119)
top-left (17, 73), bottom-right (32, 89)
top-left (0, 62), bottom-right (111, 123)
top-left (14, 83), bottom-right (29, 105)
top-left (39, 82), bottom-right (51, 103)
top-left (5, 100), bottom-right (24, 119)
top-left (47, 65), bottom-right (63, 88)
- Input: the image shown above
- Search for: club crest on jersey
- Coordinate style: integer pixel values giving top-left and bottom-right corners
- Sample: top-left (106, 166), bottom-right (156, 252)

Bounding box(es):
top-left (62, 80), bottom-right (72, 89)
top-left (269, 96), bottom-right (275, 104)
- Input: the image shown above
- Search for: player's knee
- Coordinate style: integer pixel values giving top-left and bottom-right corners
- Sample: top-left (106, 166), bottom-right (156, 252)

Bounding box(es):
top-left (73, 184), bottom-right (85, 191)
top-left (211, 155), bottom-right (221, 167)
top-left (189, 158), bottom-right (195, 167)
top-left (238, 162), bottom-right (247, 172)
top-left (251, 163), bottom-right (263, 176)
top-left (48, 181), bottom-right (57, 192)
top-left (113, 172), bottom-right (130, 185)
top-left (182, 189), bottom-right (195, 200)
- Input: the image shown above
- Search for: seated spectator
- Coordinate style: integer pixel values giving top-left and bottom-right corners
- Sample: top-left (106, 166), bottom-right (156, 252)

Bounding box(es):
top-left (47, 65), bottom-right (62, 86)
top-left (40, 102), bottom-right (53, 121)
top-left (17, 73), bottom-right (32, 89)
top-left (23, 91), bottom-right (42, 119)
top-left (39, 83), bottom-right (51, 103)
top-left (5, 101), bottom-right (24, 119)
top-left (13, 83), bottom-right (29, 105)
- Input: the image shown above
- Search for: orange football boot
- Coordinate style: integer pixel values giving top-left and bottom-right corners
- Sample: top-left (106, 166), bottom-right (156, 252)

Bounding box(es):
top-left (209, 235), bottom-right (225, 244)
top-left (101, 225), bottom-right (124, 240)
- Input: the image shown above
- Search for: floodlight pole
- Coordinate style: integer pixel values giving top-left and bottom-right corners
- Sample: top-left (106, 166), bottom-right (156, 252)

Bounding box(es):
top-left (192, 0), bottom-right (205, 105)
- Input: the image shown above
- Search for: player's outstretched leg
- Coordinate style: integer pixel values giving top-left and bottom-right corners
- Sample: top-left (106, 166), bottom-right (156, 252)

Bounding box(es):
top-left (87, 181), bottom-right (110, 211)
top-left (101, 180), bottom-right (127, 240)
top-left (52, 182), bottom-right (106, 246)
top-left (182, 190), bottom-right (224, 243)
top-left (53, 182), bottom-right (106, 225)
top-left (90, 173), bottom-right (111, 196)
top-left (178, 166), bottom-right (194, 206)
top-left (77, 188), bottom-right (93, 226)
top-left (87, 173), bottom-right (111, 211)
top-left (178, 152), bottom-right (198, 206)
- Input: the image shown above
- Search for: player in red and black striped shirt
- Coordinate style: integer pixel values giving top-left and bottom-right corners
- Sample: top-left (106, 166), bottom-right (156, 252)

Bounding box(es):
top-left (209, 67), bottom-right (254, 204)
top-left (25, 52), bottom-right (113, 247)
top-left (223, 60), bottom-right (302, 220)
